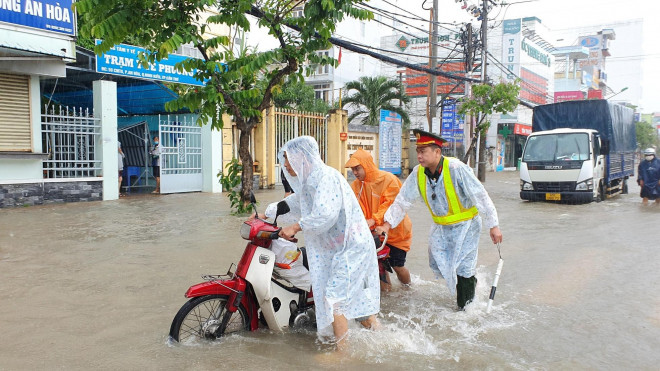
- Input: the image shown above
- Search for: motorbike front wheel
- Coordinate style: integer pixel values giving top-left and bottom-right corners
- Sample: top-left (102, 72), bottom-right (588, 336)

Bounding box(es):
top-left (169, 294), bottom-right (250, 343)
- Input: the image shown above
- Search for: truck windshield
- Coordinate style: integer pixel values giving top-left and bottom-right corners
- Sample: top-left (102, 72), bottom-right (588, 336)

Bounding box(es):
top-left (523, 133), bottom-right (590, 162)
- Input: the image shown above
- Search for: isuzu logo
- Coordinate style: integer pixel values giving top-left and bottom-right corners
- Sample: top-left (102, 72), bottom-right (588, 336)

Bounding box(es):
top-left (259, 254), bottom-right (270, 264)
top-left (545, 165), bottom-right (563, 170)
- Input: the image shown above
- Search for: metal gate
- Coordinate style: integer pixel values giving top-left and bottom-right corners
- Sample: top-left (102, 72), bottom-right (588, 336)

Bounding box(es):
top-left (275, 108), bottom-right (327, 182)
top-left (158, 115), bottom-right (203, 193)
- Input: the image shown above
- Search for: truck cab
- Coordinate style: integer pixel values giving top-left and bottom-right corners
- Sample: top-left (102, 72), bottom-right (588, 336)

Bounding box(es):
top-left (519, 128), bottom-right (607, 203)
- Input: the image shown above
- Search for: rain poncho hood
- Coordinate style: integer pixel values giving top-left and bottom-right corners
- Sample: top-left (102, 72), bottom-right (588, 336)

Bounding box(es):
top-left (384, 158), bottom-right (499, 293)
top-left (347, 149), bottom-right (413, 251)
top-left (278, 136), bottom-right (380, 334)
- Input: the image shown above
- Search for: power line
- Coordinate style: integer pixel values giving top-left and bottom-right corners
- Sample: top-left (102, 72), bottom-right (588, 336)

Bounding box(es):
top-left (247, 6), bottom-right (481, 83)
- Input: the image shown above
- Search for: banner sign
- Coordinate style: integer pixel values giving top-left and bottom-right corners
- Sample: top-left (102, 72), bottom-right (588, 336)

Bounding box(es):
top-left (95, 41), bottom-right (205, 86)
top-left (440, 100), bottom-right (464, 143)
top-left (514, 123), bottom-right (532, 136)
top-left (0, 0), bottom-right (74, 35)
top-left (378, 109), bottom-right (402, 175)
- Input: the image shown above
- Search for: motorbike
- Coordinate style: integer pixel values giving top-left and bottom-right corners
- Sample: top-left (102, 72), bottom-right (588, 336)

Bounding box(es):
top-left (169, 195), bottom-right (387, 343)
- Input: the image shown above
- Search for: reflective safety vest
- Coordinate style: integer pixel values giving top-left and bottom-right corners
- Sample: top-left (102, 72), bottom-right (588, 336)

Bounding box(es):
top-left (418, 157), bottom-right (478, 225)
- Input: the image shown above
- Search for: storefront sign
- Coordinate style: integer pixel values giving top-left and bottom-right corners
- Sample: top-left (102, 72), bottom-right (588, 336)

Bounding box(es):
top-left (501, 19), bottom-right (521, 80)
top-left (587, 89), bottom-right (603, 99)
top-left (514, 124), bottom-right (532, 136)
top-left (378, 110), bottom-right (402, 174)
top-left (0, 0), bottom-right (74, 35)
top-left (95, 41), bottom-right (205, 86)
top-left (521, 39), bottom-right (551, 67)
top-left (554, 91), bottom-right (584, 103)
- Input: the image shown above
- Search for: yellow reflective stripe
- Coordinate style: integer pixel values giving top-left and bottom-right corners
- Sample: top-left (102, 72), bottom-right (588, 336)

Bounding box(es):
top-left (417, 159), bottom-right (478, 225)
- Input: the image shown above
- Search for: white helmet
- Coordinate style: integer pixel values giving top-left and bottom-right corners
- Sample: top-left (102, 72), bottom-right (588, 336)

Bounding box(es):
top-left (643, 148), bottom-right (656, 156)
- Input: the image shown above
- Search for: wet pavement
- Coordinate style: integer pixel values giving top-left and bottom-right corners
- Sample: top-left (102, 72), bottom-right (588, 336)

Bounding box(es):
top-left (1, 171), bottom-right (658, 370)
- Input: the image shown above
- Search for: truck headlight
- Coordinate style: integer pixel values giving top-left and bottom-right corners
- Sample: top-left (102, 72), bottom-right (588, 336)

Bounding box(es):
top-left (575, 178), bottom-right (593, 191)
top-left (520, 180), bottom-right (533, 191)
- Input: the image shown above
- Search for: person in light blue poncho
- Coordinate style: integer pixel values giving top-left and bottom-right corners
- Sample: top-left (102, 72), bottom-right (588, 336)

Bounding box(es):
top-left (277, 136), bottom-right (380, 349)
top-left (376, 129), bottom-right (502, 310)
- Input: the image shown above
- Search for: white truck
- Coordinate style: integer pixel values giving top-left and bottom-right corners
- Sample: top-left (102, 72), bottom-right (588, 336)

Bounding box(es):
top-left (519, 100), bottom-right (636, 203)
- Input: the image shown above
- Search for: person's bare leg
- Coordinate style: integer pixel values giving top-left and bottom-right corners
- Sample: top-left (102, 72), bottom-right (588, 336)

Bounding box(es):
top-left (642, 197), bottom-right (649, 205)
top-left (380, 271), bottom-right (392, 292)
top-left (359, 314), bottom-right (381, 331)
top-left (118, 175), bottom-right (123, 195)
top-left (392, 266), bottom-right (411, 285)
top-left (155, 176), bottom-right (160, 193)
top-left (332, 314), bottom-right (349, 351)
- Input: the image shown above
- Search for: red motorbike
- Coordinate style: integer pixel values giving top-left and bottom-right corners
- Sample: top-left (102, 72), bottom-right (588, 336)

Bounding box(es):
top-left (169, 197), bottom-right (388, 343)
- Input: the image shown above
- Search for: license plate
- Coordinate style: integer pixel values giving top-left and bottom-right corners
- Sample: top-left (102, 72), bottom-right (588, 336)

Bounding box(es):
top-left (546, 193), bottom-right (561, 201)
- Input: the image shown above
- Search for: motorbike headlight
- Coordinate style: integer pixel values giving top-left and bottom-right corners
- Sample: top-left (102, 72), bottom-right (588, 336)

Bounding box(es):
top-left (240, 222), bottom-right (251, 240)
top-left (576, 178), bottom-right (593, 191)
top-left (520, 180), bottom-right (533, 191)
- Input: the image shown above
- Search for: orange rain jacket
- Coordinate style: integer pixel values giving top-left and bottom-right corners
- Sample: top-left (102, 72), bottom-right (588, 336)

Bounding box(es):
top-left (347, 149), bottom-right (413, 251)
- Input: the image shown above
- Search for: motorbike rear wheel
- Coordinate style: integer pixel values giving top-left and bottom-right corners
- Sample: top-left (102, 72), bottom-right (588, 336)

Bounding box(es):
top-left (169, 294), bottom-right (250, 343)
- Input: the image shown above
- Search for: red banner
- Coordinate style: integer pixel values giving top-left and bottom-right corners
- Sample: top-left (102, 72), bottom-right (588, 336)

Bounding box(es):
top-left (514, 124), bottom-right (532, 136)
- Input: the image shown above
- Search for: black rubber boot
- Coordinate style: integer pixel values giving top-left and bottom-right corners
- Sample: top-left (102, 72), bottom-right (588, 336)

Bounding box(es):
top-left (456, 275), bottom-right (477, 310)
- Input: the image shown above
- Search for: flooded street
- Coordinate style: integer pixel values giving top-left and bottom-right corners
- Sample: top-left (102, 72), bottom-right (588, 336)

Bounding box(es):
top-left (1, 171), bottom-right (658, 370)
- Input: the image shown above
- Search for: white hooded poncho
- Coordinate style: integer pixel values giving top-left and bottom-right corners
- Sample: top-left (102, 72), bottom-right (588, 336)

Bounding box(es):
top-left (384, 159), bottom-right (499, 293)
top-left (278, 136), bottom-right (380, 334)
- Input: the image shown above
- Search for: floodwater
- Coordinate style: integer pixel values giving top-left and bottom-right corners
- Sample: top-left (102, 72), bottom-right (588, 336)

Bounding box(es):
top-left (1, 171), bottom-right (658, 370)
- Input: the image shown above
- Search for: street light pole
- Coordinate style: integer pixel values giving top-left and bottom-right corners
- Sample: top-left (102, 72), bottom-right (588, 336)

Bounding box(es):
top-left (607, 87), bottom-right (629, 100)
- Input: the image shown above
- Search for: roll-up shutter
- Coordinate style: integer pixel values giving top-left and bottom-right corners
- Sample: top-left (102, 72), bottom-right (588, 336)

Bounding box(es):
top-left (0, 74), bottom-right (32, 151)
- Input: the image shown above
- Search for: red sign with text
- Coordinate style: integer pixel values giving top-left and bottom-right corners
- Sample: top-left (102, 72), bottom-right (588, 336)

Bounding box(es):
top-left (514, 124), bottom-right (532, 136)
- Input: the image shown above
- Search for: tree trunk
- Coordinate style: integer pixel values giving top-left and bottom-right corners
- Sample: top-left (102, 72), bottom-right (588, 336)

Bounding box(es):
top-left (477, 132), bottom-right (487, 182)
top-left (238, 126), bottom-right (253, 207)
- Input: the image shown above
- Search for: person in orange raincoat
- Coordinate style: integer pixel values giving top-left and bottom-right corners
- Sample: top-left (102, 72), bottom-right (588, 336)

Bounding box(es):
top-left (345, 149), bottom-right (413, 291)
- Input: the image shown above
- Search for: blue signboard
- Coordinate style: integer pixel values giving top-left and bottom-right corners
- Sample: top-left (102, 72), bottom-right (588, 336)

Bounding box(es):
top-left (440, 100), bottom-right (464, 143)
top-left (0, 0), bottom-right (74, 35)
top-left (378, 109), bottom-right (402, 175)
top-left (95, 41), bottom-right (206, 87)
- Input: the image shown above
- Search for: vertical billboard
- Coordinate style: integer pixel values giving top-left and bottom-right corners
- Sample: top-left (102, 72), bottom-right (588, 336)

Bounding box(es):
top-left (379, 110), bottom-right (402, 174)
top-left (502, 19), bottom-right (521, 81)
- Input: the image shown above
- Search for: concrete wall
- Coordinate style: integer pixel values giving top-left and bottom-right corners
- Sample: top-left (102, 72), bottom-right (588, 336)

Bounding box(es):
top-left (0, 179), bottom-right (103, 208)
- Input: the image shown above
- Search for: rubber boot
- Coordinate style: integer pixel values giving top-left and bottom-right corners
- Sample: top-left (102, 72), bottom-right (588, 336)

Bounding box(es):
top-left (456, 275), bottom-right (477, 310)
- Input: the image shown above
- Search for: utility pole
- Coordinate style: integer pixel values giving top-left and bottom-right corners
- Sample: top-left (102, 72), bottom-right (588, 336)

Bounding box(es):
top-left (428, 0), bottom-right (439, 132)
top-left (476, 0), bottom-right (488, 181)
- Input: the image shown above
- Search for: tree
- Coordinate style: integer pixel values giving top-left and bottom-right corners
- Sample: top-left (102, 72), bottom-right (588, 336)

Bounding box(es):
top-left (75, 0), bottom-right (371, 211)
top-left (272, 78), bottom-right (331, 113)
top-left (342, 76), bottom-right (410, 126)
top-left (636, 120), bottom-right (660, 150)
top-left (457, 80), bottom-right (520, 182)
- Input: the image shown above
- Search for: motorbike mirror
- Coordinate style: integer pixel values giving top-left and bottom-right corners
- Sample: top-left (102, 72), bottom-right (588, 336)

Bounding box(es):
top-left (250, 192), bottom-right (257, 204)
top-left (272, 200), bottom-right (290, 226)
top-left (249, 192), bottom-right (258, 217)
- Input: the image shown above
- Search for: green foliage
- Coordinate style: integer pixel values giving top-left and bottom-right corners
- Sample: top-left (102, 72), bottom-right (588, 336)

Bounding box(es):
top-left (219, 158), bottom-right (252, 215)
top-left (636, 121), bottom-right (660, 150)
top-left (342, 76), bottom-right (411, 126)
top-left (272, 78), bottom-right (331, 113)
top-left (458, 81), bottom-right (521, 134)
top-left (75, 0), bottom-right (372, 213)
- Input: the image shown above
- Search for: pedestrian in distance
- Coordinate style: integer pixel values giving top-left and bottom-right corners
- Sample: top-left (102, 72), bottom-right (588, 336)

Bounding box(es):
top-left (345, 148), bottom-right (413, 292)
top-left (150, 136), bottom-right (162, 194)
top-left (277, 136), bottom-right (380, 351)
top-left (118, 141), bottom-right (125, 196)
top-left (375, 129), bottom-right (503, 310)
top-left (637, 147), bottom-right (660, 205)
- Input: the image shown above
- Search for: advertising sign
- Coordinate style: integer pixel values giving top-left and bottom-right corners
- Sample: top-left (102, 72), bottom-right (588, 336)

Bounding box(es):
top-left (440, 100), bottom-right (464, 143)
top-left (501, 19), bottom-right (521, 81)
top-left (554, 91), bottom-right (584, 103)
top-left (378, 110), bottom-right (402, 174)
top-left (95, 41), bottom-right (206, 86)
top-left (514, 123), bottom-right (532, 136)
top-left (0, 0), bottom-right (74, 35)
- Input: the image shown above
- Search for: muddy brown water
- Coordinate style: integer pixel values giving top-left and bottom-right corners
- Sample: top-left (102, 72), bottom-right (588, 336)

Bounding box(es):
top-left (1, 171), bottom-right (658, 370)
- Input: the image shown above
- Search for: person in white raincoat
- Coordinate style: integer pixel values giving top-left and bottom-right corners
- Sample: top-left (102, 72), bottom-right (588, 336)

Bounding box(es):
top-left (376, 129), bottom-right (503, 310)
top-left (277, 136), bottom-right (380, 347)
